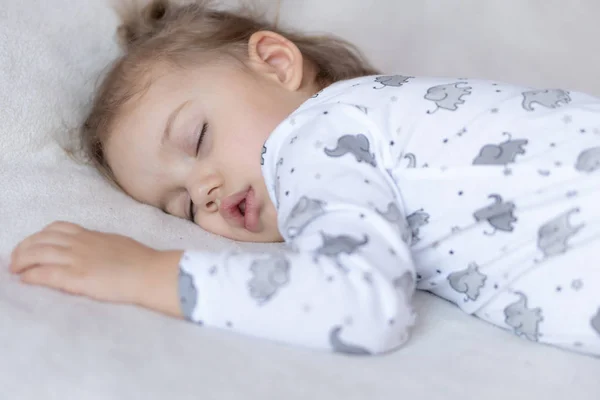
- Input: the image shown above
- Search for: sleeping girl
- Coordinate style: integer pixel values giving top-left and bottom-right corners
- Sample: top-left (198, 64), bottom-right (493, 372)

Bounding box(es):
top-left (10, 0), bottom-right (600, 356)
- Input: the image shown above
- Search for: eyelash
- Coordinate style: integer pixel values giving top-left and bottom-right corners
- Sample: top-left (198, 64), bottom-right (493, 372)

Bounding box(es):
top-left (189, 123), bottom-right (208, 222)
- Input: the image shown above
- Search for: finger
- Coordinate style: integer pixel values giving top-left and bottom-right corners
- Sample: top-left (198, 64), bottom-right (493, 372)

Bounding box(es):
top-left (14, 230), bottom-right (74, 253)
top-left (44, 221), bottom-right (84, 234)
top-left (20, 264), bottom-right (85, 297)
top-left (11, 231), bottom-right (74, 266)
top-left (10, 244), bottom-right (71, 274)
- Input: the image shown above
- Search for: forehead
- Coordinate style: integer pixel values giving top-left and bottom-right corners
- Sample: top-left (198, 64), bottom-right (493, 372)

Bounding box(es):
top-left (103, 73), bottom-right (185, 205)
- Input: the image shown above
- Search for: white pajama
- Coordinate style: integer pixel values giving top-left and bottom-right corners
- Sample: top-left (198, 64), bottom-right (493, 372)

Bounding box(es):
top-left (179, 75), bottom-right (600, 356)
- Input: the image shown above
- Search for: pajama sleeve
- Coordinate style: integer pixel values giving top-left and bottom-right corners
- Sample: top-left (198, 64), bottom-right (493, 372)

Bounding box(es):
top-left (178, 104), bottom-right (417, 355)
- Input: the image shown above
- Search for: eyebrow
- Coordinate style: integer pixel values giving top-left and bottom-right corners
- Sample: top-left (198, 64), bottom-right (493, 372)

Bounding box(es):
top-left (161, 100), bottom-right (190, 146)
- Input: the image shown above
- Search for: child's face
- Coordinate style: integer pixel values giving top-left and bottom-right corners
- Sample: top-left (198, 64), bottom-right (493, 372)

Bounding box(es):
top-left (104, 62), bottom-right (312, 242)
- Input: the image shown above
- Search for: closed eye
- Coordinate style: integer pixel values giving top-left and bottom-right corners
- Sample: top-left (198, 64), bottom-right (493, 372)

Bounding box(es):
top-left (189, 123), bottom-right (209, 222)
top-left (196, 123), bottom-right (208, 155)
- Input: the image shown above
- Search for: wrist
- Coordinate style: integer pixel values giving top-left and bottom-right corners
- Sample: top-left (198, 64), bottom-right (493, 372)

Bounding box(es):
top-left (137, 250), bottom-right (184, 318)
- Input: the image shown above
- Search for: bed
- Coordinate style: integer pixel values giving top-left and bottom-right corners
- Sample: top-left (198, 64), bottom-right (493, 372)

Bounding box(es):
top-left (1, 0), bottom-right (598, 399)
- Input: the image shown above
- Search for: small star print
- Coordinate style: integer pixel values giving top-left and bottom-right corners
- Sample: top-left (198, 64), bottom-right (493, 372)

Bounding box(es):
top-left (390, 141), bottom-right (395, 146)
top-left (364, 179), bottom-right (370, 184)
top-left (566, 190), bottom-right (578, 198)
top-left (389, 319), bottom-right (395, 326)
top-left (323, 111), bottom-right (329, 115)
top-left (449, 250), bottom-right (454, 255)
top-left (458, 191), bottom-right (464, 196)
top-left (496, 90), bottom-right (502, 93)
top-left (580, 129), bottom-right (586, 134)
top-left (550, 143), bottom-right (556, 148)
top-left (556, 286), bottom-right (562, 292)
top-left (360, 214), bottom-right (366, 219)
top-left (443, 138), bottom-right (449, 144)
top-left (554, 161), bottom-right (562, 167)
top-left (290, 168), bottom-right (295, 173)
top-left (226, 321), bottom-right (233, 328)
top-left (436, 269), bottom-right (442, 274)
top-left (285, 191), bottom-right (290, 196)
top-left (494, 284), bottom-right (499, 289)
top-left (491, 108), bottom-right (499, 113)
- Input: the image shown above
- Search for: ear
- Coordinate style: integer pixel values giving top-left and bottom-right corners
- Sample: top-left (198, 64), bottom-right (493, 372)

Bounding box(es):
top-left (247, 31), bottom-right (304, 91)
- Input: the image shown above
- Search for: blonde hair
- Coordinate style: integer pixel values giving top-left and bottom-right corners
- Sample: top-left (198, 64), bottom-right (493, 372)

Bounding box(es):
top-left (82, 0), bottom-right (379, 182)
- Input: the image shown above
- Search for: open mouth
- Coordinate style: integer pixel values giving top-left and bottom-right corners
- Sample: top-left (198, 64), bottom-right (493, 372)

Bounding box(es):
top-left (219, 187), bottom-right (259, 232)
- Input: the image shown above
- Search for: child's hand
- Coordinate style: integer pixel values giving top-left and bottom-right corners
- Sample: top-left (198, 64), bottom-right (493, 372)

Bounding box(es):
top-left (10, 222), bottom-right (182, 315)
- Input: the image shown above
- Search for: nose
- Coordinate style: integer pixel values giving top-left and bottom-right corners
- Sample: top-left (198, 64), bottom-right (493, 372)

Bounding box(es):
top-left (189, 172), bottom-right (223, 214)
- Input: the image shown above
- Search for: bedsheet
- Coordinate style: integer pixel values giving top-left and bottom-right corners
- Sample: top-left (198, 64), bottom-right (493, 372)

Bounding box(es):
top-left (0, 1), bottom-right (598, 399)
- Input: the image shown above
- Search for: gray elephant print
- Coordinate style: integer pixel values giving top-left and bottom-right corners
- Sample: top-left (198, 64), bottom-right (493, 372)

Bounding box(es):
top-left (179, 268), bottom-right (199, 320)
top-left (260, 145), bottom-right (267, 166)
top-left (406, 209), bottom-right (430, 245)
top-left (373, 75), bottom-right (412, 89)
top-left (315, 232), bottom-right (369, 271)
top-left (504, 292), bottom-right (543, 341)
top-left (473, 133), bottom-right (528, 165)
top-left (248, 255), bottom-right (291, 305)
top-left (354, 105), bottom-right (369, 114)
top-left (376, 202), bottom-right (412, 244)
top-left (591, 308), bottom-right (600, 337)
top-left (473, 194), bottom-right (517, 234)
top-left (286, 197), bottom-right (327, 238)
top-left (425, 82), bottom-right (472, 114)
top-left (329, 326), bottom-right (372, 355)
top-left (324, 134), bottom-right (377, 167)
top-left (522, 89), bottom-right (571, 112)
top-left (404, 153), bottom-right (417, 168)
top-left (537, 208), bottom-right (584, 258)
top-left (447, 262), bottom-right (487, 301)
top-left (575, 147), bottom-right (600, 173)
top-left (393, 270), bottom-right (415, 303)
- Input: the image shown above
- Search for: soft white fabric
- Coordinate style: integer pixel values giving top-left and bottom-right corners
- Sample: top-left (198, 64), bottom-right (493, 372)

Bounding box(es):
top-left (1, 0), bottom-right (599, 399)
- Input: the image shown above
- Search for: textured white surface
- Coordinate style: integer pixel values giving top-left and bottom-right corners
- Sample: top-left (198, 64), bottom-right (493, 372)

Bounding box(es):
top-left (0, 1), bottom-right (598, 399)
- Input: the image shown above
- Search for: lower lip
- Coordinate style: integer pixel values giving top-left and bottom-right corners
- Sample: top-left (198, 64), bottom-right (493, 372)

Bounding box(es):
top-left (243, 187), bottom-right (261, 233)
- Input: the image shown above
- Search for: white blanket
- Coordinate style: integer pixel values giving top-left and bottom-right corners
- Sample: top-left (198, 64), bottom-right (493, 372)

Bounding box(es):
top-left (0, 1), bottom-right (598, 399)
